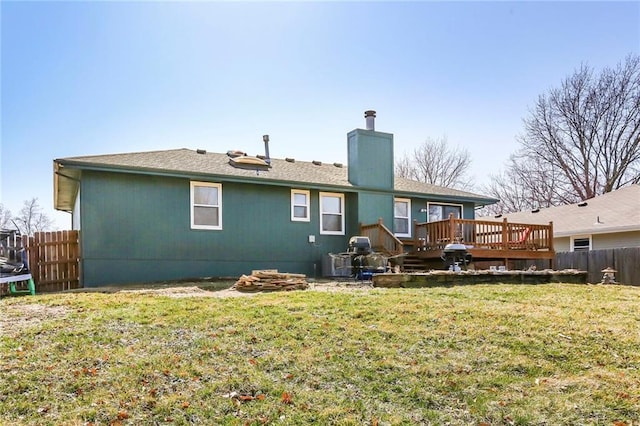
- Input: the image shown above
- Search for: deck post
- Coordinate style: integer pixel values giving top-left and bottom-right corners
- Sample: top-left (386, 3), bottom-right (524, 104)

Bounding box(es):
top-left (449, 213), bottom-right (456, 243)
top-left (549, 221), bottom-right (554, 269)
top-left (502, 218), bottom-right (508, 251)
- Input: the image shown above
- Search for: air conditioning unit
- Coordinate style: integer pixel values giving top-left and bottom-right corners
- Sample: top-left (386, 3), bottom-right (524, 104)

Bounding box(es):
top-left (321, 253), bottom-right (352, 278)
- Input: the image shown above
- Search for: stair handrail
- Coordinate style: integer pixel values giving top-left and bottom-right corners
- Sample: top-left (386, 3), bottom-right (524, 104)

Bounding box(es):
top-left (359, 218), bottom-right (404, 256)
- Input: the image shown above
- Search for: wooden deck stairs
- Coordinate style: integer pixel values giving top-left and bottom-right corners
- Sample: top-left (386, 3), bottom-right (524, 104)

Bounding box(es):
top-left (401, 254), bottom-right (427, 272)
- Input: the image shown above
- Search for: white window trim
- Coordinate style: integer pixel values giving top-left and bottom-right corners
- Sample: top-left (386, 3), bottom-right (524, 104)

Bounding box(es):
top-left (319, 192), bottom-right (345, 235)
top-left (291, 189), bottom-right (311, 222)
top-left (190, 181), bottom-right (222, 230)
top-left (571, 235), bottom-right (592, 252)
top-left (426, 202), bottom-right (464, 222)
top-left (394, 198), bottom-right (411, 238)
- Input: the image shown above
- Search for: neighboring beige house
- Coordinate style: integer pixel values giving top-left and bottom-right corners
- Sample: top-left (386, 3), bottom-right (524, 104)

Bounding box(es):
top-left (480, 184), bottom-right (640, 252)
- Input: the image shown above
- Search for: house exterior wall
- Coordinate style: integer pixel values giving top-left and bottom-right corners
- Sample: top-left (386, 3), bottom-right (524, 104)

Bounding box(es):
top-left (593, 231), bottom-right (640, 250)
top-left (553, 237), bottom-right (571, 252)
top-left (357, 191), bottom-right (394, 227)
top-left (79, 171), bottom-right (356, 286)
top-left (553, 231), bottom-right (640, 252)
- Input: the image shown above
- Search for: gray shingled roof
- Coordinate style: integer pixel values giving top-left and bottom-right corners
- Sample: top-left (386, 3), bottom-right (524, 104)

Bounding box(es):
top-left (54, 148), bottom-right (497, 210)
top-left (478, 184), bottom-right (640, 236)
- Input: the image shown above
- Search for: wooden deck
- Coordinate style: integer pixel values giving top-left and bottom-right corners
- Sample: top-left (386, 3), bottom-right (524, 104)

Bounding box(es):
top-left (360, 216), bottom-right (555, 270)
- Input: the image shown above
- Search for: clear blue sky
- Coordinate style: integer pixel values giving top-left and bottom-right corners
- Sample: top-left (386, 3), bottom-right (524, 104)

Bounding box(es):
top-left (2, 1), bottom-right (639, 229)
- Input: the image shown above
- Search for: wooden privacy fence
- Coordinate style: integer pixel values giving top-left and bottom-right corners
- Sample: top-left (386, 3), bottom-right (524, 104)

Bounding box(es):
top-left (26, 230), bottom-right (81, 292)
top-left (556, 247), bottom-right (640, 285)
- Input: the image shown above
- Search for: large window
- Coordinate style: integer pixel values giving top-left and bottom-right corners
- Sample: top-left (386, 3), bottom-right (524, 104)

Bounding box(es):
top-left (319, 192), bottom-right (344, 235)
top-left (394, 198), bottom-right (411, 237)
top-left (291, 189), bottom-right (310, 222)
top-left (427, 202), bottom-right (462, 222)
top-left (572, 236), bottom-right (591, 252)
top-left (190, 182), bottom-right (222, 230)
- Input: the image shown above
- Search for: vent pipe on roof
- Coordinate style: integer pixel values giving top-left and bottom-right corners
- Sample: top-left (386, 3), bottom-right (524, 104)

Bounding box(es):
top-left (263, 135), bottom-right (271, 165)
top-left (364, 110), bottom-right (376, 131)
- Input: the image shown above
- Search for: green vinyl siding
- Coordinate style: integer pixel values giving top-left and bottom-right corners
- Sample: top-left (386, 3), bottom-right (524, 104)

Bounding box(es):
top-left (79, 171), bottom-right (353, 286)
top-left (347, 129), bottom-right (394, 190)
top-left (356, 192), bottom-right (394, 228)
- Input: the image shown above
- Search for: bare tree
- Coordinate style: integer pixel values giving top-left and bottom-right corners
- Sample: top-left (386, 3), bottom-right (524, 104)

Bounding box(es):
top-left (480, 152), bottom-right (582, 215)
top-left (13, 198), bottom-right (54, 236)
top-left (0, 204), bottom-right (12, 229)
top-left (514, 54), bottom-right (640, 203)
top-left (395, 136), bottom-right (473, 189)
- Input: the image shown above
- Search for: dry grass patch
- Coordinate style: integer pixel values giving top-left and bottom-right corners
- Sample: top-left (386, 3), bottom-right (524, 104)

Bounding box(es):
top-left (1, 283), bottom-right (639, 425)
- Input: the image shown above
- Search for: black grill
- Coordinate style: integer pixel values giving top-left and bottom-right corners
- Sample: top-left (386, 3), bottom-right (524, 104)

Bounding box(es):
top-left (441, 243), bottom-right (472, 271)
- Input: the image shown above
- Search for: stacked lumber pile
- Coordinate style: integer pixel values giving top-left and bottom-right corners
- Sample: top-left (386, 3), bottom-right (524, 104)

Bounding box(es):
top-left (232, 270), bottom-right (309, 292)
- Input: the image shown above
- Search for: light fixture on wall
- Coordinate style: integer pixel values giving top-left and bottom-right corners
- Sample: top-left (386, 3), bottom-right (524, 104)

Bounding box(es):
top-left (419, 208), bottom-right (428, 222)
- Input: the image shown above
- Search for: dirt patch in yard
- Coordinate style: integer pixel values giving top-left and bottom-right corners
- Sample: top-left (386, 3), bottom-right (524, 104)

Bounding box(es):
top-left (0, 304), bottom-right (70, 338)
top-left (0, 281), bottom-right (374, 336)
top-left (120, 280), bottom-right (375, 298)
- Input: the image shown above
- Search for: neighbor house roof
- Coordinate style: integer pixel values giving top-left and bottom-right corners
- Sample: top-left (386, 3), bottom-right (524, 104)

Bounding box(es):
top-left (479, 184), bottom-right (640, 237)
top-left (54, 148), bottom-right (497, 211)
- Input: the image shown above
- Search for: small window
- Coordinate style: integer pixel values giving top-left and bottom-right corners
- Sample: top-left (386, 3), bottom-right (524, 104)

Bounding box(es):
top-left (291, 189), bottom-right (310, 222)
top-left (394, 198), bottom-right (411, 237)
top-left (190, 182), bottom-right (222, 230)
top-left (319, 192), bottom-right (345, 235)
top-left (427, 202), bottom-right (462, 222)
top-left (572, 236), bottom-right (591, 252)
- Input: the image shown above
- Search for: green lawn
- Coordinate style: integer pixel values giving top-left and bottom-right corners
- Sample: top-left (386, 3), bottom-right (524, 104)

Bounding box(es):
top-left (1, 283), bottom-right (639, 425)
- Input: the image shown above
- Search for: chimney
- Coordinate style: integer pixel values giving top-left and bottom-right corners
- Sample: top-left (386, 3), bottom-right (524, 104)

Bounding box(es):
top-left (263, 135), bottom-right (271, 165)
top-left (364, 110), bottom-right (376, 131)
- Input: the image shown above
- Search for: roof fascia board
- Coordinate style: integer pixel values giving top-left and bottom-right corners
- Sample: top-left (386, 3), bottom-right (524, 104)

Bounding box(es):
top-left (555, 224), bottom-right (640, 237)
top-left (393, 191), bottom-right (498, 205)
top-left (56, 162), bottom-right (358, 193)
top-left (56, 160), bottom-right (497, 203)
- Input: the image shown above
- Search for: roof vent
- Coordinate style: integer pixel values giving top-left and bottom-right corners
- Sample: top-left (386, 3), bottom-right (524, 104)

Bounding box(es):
top-left (312, 160), bottom-right (322, 166)
top-left (285, 158), bottom-right (295, 163)
top-left (577, 201), bottom-right (588, 207)
top-left (196, 149), bottom-right (207, 154)
top-left (227, 150), bottom-right (245, 158)
top-left (263, 135), bottom-right (271, 165)
top-left (333, 162), bottom-right (343, 168)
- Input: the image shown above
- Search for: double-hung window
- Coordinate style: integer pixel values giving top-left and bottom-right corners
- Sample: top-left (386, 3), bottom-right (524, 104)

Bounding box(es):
top-left (319, 192), bottom-right (344, 235)
top-left (190, 181), bottom-right (222, 230)
top-left (291, 189), bottom-right (310, 222)
top-left (394, 198), bottom-right (411, 237)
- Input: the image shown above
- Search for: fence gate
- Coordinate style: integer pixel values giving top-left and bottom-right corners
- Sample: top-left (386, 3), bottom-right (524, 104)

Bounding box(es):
top-left (26, 230), bottom-right (81, 292)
